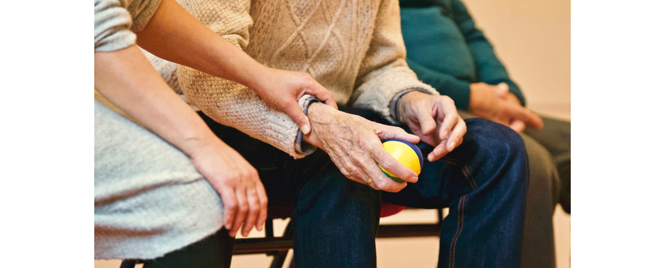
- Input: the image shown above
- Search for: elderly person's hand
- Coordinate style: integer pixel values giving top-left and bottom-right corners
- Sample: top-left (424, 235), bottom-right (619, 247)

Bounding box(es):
top-left (396, 91), bottom-right (467, 162)
top-left (302, 103), bottom-right (420, 192)
top-left (469, 82), bottom-right (543, 132)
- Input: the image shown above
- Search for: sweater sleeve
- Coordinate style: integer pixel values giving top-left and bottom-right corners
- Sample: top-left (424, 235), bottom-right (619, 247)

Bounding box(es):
top-left (94, 0), bottom-right (162, 51)
top-left (405, 58), bottom-right (472, 110)
top-left (174, 0), bottom-right (315, 159)
top-left (349, 0), bottom-right (439, 125)
top-left (450, 0), bottom-right (526, 106)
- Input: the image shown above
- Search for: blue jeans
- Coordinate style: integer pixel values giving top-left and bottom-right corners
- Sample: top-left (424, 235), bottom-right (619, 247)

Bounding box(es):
top-left (197, 109), bottom-right (527, 268)
top-left (200, 112), bottom-right (382, 268)
top-left (352, 108), bottom-right (528, 268)
top-left (383, 119), bottom-right (528, 268)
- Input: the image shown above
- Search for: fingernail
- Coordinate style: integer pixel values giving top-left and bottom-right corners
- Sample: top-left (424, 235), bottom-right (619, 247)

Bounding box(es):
top-left (301, 124), bottom-right (311, 135)
top-left (448, 141), bottom-right (455, 151)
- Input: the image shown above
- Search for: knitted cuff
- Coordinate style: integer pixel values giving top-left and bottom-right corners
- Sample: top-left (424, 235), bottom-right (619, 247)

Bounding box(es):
top-left (294, 96), bottom-right (322, 155)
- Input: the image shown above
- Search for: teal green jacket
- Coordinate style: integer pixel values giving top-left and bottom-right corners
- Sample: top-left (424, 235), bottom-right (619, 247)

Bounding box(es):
top-left (399, 0), bottom-right (526, 109)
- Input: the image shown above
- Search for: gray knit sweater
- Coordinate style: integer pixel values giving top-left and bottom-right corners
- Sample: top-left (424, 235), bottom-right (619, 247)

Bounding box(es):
top-left (94, 0), bottom-right (225, 260)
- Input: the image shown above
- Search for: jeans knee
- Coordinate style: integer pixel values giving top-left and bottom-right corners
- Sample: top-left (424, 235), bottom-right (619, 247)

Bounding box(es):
top-left (465, 118), bottom-right (527, 161)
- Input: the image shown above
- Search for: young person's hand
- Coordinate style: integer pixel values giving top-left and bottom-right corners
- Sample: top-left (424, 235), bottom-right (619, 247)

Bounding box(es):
top-left (186, 137), bottom-right (268, 238)
top-left (252, 68), bottom-right (338, 135)
top-left (397, 91), bottom-right (467, 162)
top-left (469, 82), bottom-right (543, 132)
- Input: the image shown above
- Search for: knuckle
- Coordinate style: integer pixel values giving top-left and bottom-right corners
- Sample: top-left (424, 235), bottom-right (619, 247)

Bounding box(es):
top-left (248, 203), bottom-right (259, 213)
top-left (350, 153), bottom-right (366, 165)
top-left (226, 200), bottom-right (237, 210)
top-left (238, 202), bottom-right (248, 212)
top-left (340, 167), bottom-right (352, 178)
top-left (259, 198), bottom-right (268, 207)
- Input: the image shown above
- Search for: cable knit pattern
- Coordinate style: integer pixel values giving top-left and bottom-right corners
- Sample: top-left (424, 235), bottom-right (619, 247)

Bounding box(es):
top-left (155, 0), bottom-right (439, 159)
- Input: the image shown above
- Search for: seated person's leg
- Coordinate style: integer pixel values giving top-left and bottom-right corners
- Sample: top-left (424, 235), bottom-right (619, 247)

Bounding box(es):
top-left (458, 110), bottom-right (560, 268)
top-left (95, 101), bottom-right (232, 265)
top-left (523, 117), bottom-right (571, 214)
top-left (382, 118), bottom-right (528, 268)
top-left (517, 133), bottom-right (558, 268)
top-left (291, 152), bottom-right (382, 267)
top-left (143, 229), bottom-right (235, 268)
top-left (198, 112), bottom-right (382, 268)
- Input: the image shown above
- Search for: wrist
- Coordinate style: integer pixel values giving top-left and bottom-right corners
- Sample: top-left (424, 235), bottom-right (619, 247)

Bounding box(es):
top-left (301, 102), bottom-right (332, 148)
top-left (179, 131), bottom-right (226, 159)
top-left (468, 83), bottom-right (487, 112)
top-left (396, 91), bottom-right (425, 124)
top-left (240, 64), bottom-right (272, 92)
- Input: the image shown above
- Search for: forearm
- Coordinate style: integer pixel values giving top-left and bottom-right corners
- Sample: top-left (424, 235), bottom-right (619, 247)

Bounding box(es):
top-left (94, 45), bottom-right (221, 157)
top-left (135, 0), bottom-right (266, 90)
top-left (178, 63), bottom-right (309, 158)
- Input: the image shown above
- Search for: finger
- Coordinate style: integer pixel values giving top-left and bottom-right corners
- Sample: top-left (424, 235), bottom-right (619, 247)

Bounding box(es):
top-left (337, 156), bottom-right (369, 185)
top-left (507, 106), bottom-right (543, 130)
top-left (219, 187), bottom-right (238, 234)
top-left (414, 104), bottom-right (437, 135)
top-left (494, 83), bottom-right (510, 98)
top-left (368, 180), bottom-right (381, 190)
top-left (281, 102), bottom-right (313, 135)
top-left (370, 143), bottom-right (418, 183)
top-left (437, 106), bottom-right (460, 141)
top-left (254, 181), bottom-right (268, 232)
top-left (428, 141), bottom-right (449, 162)
top-left (509, 120), bottom-right (526, 133)
top-left (242, 187), bottom-right (260, 237)
top-left (446, 117), bottom-right (467, 152)
top-left (230, 189), bottom-right (249, 237)
top-left (364, 153), bottom-right (407, 193)
top-left (375, 124), bottom-right (420, 144)
top-left (306, 83), bottom-right (338, 109)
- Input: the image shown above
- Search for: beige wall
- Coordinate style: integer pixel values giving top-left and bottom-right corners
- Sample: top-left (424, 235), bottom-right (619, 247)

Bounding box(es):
top-left (463, 0), bottom-right (571, 119)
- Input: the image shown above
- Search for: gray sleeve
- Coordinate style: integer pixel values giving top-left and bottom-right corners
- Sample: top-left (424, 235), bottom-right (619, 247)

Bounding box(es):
top-left (94, 0), bottom-right (162, 52)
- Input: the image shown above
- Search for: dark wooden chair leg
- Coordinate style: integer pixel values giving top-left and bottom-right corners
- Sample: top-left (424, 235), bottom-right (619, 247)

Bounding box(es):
top-left (119, 260), bottom-right (136, 268)
top-left (269, 219), bottom-right (294, 268)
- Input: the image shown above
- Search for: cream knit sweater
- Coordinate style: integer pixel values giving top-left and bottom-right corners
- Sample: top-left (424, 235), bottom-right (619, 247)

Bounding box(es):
top-left (154, 0), bottom-right (439, 158)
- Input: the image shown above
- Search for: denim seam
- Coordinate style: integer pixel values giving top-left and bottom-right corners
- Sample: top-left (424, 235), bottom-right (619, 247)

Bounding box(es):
top-left (444, 157), bottom-right (478, 189)
top-left (449, 194), bottom-right (466, 268)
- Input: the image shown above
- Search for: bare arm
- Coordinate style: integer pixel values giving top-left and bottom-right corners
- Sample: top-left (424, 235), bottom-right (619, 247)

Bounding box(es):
top-left (135, 0), bottom-right (336, 134)
top-left (95, 45), bottom-right (267, 237)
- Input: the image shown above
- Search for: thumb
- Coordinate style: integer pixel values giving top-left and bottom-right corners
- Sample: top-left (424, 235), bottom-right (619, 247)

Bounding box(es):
top-left (495, 83), bottom-right (510, 98)
top-left (305, 83), bottom-right (338, 110)
top-left (375, 123), bottom-right (421, 144)
top-left (507, 106), bottom-right (544, 130)
top-left (282, 102), bottom-right (312, 135)
top-left (509, 119), bottom-right (526, 133)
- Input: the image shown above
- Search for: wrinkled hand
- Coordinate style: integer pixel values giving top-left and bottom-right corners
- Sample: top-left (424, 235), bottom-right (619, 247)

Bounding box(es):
top-left (252, 68), bottom-right (338, 135)
top-left (302, 103), bottom-right (420, 193)
top-left (187, 137), bottom-right (268, 238)
top-left (397, 92), bottom-right (467, 162)
top-left (469, 82), bottom-right (543, 132)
